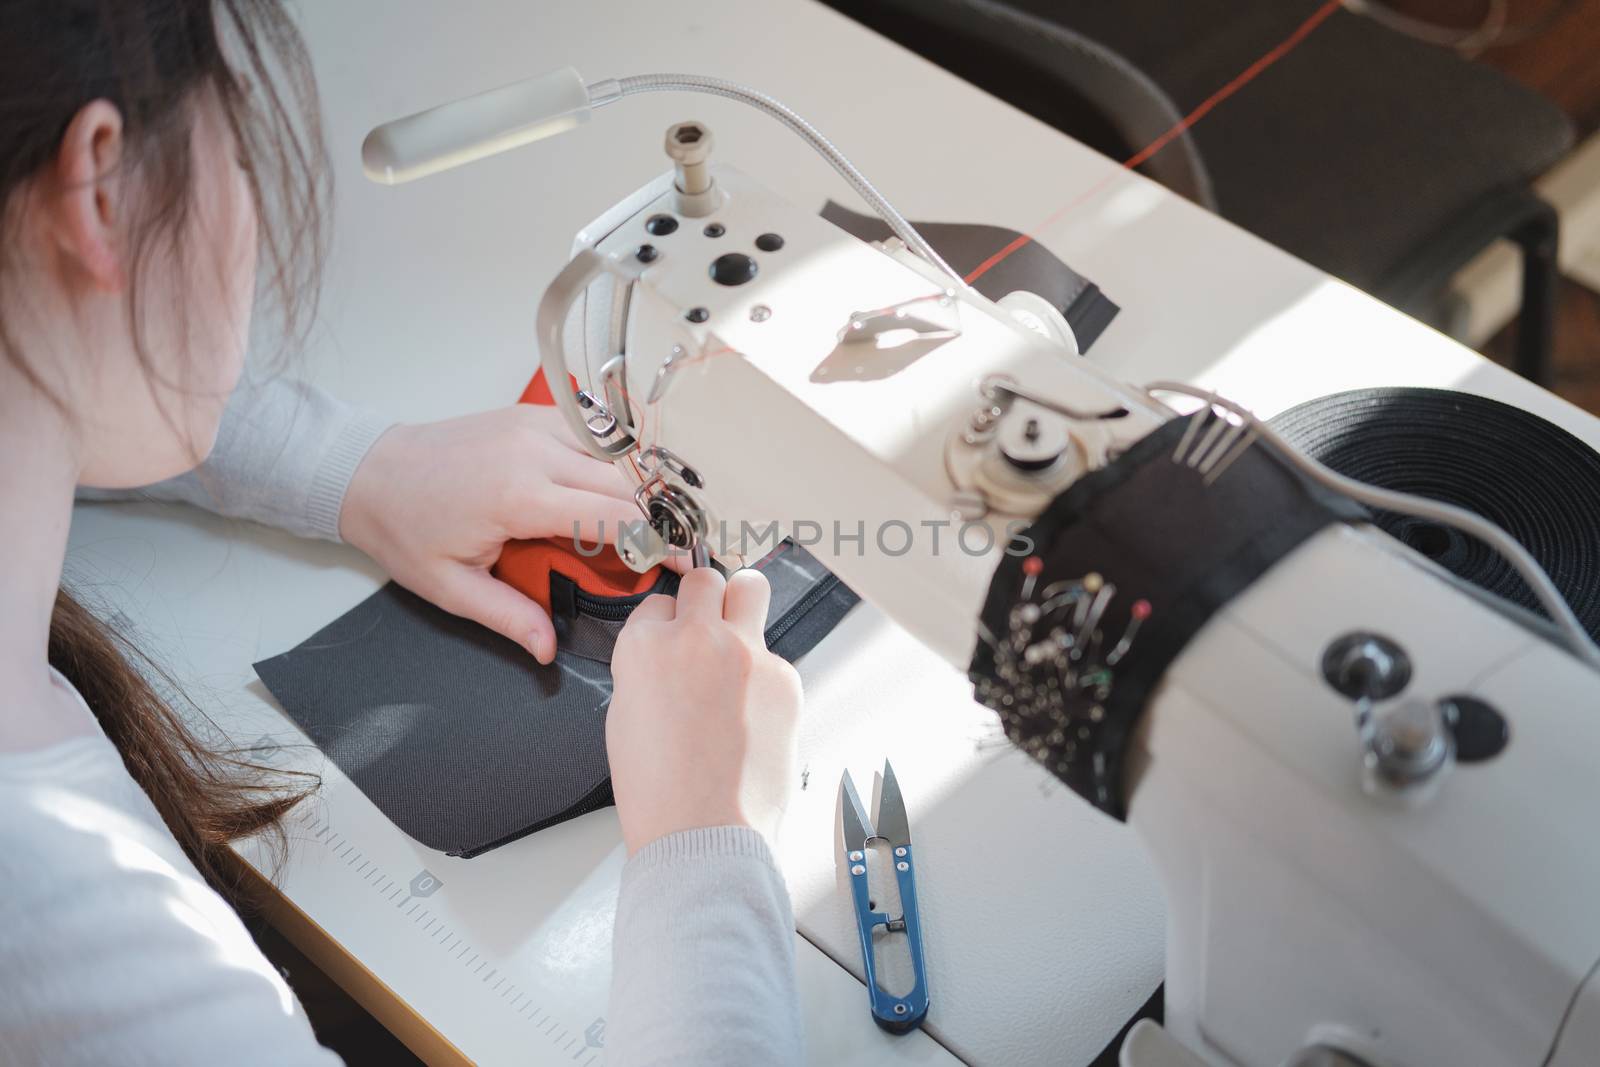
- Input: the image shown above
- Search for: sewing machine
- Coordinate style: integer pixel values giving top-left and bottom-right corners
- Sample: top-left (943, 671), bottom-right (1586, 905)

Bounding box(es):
top-left (365, 70), bottom-right (1600, 1066)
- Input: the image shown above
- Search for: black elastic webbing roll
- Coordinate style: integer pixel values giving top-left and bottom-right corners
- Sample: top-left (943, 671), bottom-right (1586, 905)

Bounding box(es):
top-left (1270, 388), bottom-right (1600, 642)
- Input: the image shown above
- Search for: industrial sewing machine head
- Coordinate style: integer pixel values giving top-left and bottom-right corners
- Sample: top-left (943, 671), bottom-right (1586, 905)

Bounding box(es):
top-left (367, 69), bottom-right (1600, 1067)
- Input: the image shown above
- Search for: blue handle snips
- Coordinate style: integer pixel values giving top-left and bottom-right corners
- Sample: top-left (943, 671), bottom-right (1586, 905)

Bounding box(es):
top-left (839, 761), bottom-right (929, 1033)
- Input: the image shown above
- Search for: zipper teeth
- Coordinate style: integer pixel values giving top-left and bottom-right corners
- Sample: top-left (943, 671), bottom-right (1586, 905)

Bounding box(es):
top-left (765, 575), bottom-right (840, 645)
top-left (572, 574), bottom-right (678, 620)
top-left (571, 594), bottom-right (642, 621)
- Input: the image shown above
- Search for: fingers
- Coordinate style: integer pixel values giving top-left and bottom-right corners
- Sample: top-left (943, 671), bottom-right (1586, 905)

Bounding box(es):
top-left (546, 447), bottom-right (636, 501)
top-left (429, 565), bottom-right (557, 664)
top-left (630, 593), bottom-right (677, 623)
top-left (510, 487), bottom-right (648, 546)
top-left (721, 568), bottom-right (771, 637)
top-left (657, 550), bottom-right (693, 576)
top-left (675, 566), bottom-right (727, 623)
top-left (515, 402), bottom-right (589, 456)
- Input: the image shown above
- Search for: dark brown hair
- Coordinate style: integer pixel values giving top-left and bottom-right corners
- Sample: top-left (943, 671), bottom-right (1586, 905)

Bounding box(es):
top-left (2, 1), bottom-right (330, 893)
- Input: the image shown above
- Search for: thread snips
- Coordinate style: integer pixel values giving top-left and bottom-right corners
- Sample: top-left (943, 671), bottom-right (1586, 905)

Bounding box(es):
top-left (839, 761), bottom-right (929, 1032)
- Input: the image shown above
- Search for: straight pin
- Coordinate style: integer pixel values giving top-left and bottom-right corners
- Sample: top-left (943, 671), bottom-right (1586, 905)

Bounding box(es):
top-left (1186, 410), bottom-right (1230, 469)
top-left (1021, 556), bottom-right (1044, 600)
top-left (1073, 584), bottom-right (1115, 649)
top-left (1196, 417), bottom-right (1247, 474)
top-left (1172, 408), bottom-right (1207, 464)
top-left (1105, 599), bottom-right (1153, 665)
top-left (1202, 428), bottom-right (1258, 486)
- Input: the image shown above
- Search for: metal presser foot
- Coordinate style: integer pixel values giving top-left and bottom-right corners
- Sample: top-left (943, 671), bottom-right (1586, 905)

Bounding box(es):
top-left (839, 762), bottom-right (930, 1033)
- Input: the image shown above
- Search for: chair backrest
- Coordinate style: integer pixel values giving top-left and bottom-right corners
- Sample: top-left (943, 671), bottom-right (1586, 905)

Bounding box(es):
top-left (826, 0), bottom-right (1216, 208)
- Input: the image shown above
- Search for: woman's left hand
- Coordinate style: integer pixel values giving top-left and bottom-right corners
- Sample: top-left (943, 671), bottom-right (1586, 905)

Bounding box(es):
top-left (339, 405), bottom-right (646, 664)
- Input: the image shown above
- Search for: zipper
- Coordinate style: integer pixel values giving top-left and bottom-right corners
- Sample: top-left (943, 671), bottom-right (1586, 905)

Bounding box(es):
top-left (764, 574), bottom-right (841, 646)
top-left (570, 567), bottom-right (839, 638)
top-left (571, 573), bottom-right (678, 621)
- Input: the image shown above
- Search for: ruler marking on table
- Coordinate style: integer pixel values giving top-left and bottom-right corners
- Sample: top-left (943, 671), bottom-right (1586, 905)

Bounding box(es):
top-left (319, 837), bottom-right (590, 1067)
top-left (316, 841), bottom-right (592, 1066)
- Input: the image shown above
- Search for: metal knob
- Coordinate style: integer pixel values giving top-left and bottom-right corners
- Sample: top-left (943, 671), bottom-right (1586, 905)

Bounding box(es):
top-left (1321, 631), bottom-right (1411, 702)
top-left (1361, 697), bottom-right (1454, 793)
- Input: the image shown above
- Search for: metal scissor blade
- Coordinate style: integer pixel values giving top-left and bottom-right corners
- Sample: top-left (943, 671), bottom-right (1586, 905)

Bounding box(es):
top-left (840, 770), bottom-right (874, 852)
top-left (875, 761), bottom-right (912, 847)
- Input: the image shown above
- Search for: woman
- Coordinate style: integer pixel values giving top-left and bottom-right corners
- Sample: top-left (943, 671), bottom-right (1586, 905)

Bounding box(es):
top-left (0, 2), bottom-right (804, 1063)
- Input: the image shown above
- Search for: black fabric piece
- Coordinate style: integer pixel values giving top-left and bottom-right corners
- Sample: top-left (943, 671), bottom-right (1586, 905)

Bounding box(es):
top-left (255, 542), bottom-right (858, 857)
top-left (1270, 388), bottom-right (1600, 642)
top-left (969, 414), bottom-right (1365, 819)
top-left (819, 201), bottom-right (1120, 353)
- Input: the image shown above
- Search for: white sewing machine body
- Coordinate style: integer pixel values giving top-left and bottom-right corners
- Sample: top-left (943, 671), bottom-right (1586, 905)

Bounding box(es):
top-left (536, 163), bottom-right (1600, 1066)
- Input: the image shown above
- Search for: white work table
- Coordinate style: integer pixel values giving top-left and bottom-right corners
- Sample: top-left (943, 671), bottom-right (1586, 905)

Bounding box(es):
top-left (65, 1), bottom-right (1600, 1065)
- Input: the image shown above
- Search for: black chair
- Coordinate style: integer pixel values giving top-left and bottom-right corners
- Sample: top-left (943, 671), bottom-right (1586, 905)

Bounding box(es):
top-left (825, 0), bottom-right (1574, 384)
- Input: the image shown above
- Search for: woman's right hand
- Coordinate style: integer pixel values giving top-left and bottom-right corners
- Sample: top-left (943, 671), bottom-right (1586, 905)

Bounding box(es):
top-left (605, 567), bottom-right (803, 855)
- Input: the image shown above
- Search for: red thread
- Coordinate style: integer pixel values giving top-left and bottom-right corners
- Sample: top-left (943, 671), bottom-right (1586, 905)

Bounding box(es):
top-left (964, 0), bottom-right (1345, 285)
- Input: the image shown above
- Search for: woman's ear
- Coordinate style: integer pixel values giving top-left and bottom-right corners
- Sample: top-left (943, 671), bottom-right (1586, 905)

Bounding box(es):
top-left (50, 100), bottom-right (127, 291)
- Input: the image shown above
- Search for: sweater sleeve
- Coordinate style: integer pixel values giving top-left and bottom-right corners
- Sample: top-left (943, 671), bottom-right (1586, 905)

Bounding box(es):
top-left (607, 826), bottom-right (805, 1067)
top-left (78, 376), bottom-right (392, 542)
top-left (0, 737), bottom-right (343, 1067)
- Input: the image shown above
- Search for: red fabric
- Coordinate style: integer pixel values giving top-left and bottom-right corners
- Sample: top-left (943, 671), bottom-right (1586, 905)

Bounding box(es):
top-left (492, 368), bottom-right (662, 613)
